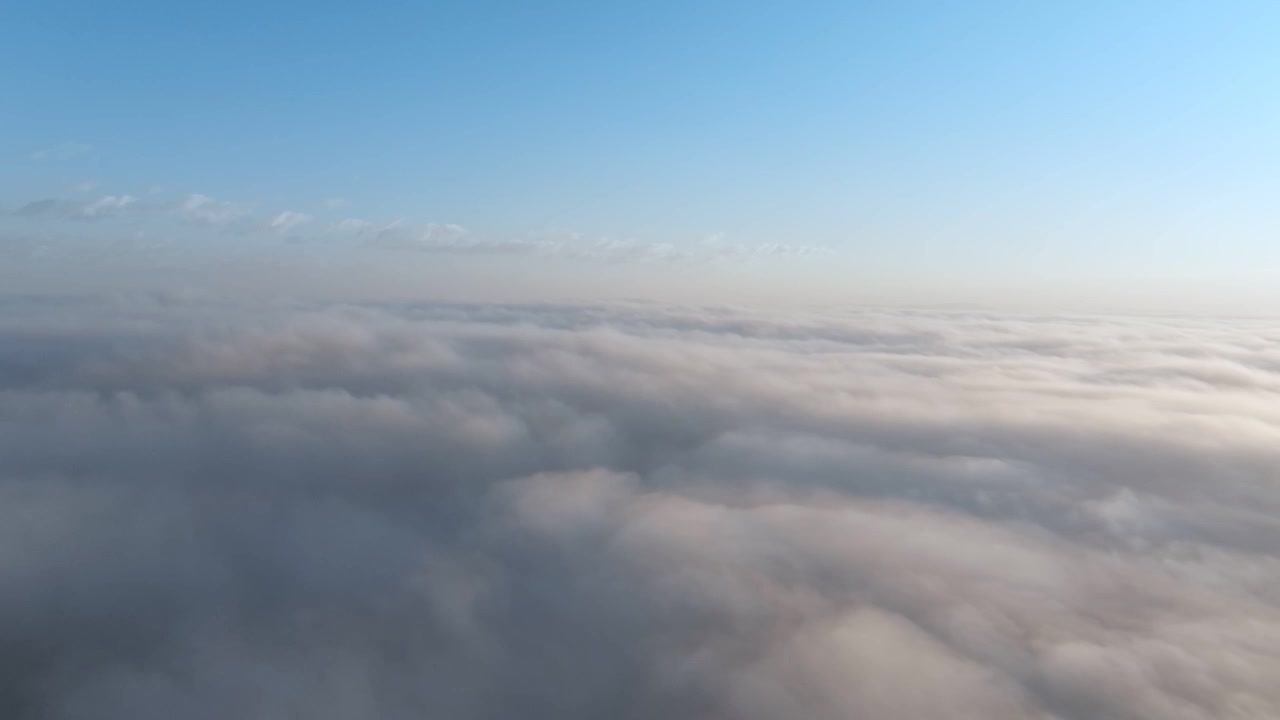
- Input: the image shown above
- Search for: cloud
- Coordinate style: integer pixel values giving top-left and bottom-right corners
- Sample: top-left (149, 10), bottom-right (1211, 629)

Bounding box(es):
top-left (359, 224), bottom-right (823, 262)
top-left (30, 141), bottom-right (94, 162)
top-left (527, 230), bottom-right (825, 263)
top-left (14, 195), bottom-right (137, 220)
top-left (334, 217), bottom-right (377, 234)
top-left (173, 193), bottom-right (249, 228)
top-left (13, 198), bottom-right (63, 217)
top-left (694, 232), bottom-right (824, 260)
top-left (267, 210), bottom-right (313, 233)
top-left (79, 195), bottom-right (138, 218)
top-left (359, 223), bottom-right (548, 255)
top-left (8, 191), bottom-right (821, 265)
top-left (11, 192), bottom-right (251, 230)
top-left (371, 220), bottom-right (469, 246)
top-left (1, 297), bottom-right (1278, 719)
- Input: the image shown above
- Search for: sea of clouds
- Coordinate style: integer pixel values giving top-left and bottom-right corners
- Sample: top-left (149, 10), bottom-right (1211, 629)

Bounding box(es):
top-left (2, 295), bottom-right (1279, 719)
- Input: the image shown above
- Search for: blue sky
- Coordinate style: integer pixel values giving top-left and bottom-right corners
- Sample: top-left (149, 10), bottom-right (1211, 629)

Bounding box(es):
top-left (4, 1), bottom-right (1279, 309)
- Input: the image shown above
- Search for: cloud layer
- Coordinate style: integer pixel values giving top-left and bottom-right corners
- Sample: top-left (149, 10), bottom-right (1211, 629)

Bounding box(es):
top-left (7, 190), bottom-right (821, 262)
top-left (14, 193), bottom-right (250, 229)
top-left (2, 297), bottom-right (1278, 719)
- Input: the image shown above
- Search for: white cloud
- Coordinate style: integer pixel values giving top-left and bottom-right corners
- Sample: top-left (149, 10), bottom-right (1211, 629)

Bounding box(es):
top-left (7, 188), bottom-right (823, 266)
top-left (174, 193), bottom-right (249, 228)
top-left (77, 194), bottom-right (137, 218)
top-left (335, 217), bottom-right (377, 234)
top-left (368, 221), bottom-right (489, 251)
top-left (0, 299), bottom-right (1278, 718)
top-left (30, 141), bottom-right (94, 162)
top-left (267, 210), bottom-right (313, 233)
top-left (13, 194), bottom-right (137, 220)
top-left (518, 229), bottom-right (824, 263)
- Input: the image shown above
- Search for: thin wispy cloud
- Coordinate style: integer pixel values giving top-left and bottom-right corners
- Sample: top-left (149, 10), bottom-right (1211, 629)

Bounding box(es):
top-left (173, 193), bottom-right (249, 228)
top-left (334, 217), bottom-right (379, 234)
top-left (367, 220), bottom-right (471, 248)
top-left (78, 194), bottom-right (137, 218)
top-left (10, 192), bottom-right (822, 264)
top-left (266, 210), bottom-right (313, 233)
top-left (11, 192), bottom-right (252, 231)
top-left (29, 141), bottom-right (94, 162)
top-left (14, 195), bottom-right (137, 220)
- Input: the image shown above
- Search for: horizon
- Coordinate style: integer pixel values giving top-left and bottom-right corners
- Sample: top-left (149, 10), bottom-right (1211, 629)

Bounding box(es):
top-left (5, 2), bottom-right (1280, 312)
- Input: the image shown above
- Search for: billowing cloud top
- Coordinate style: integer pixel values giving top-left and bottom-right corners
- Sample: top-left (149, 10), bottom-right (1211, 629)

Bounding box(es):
top-left (2, 296), bottom-right (1278, 719)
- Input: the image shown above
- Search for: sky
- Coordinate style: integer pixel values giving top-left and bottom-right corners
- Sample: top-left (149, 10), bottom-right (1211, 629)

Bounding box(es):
top-left (5, 6), bottom-right (1280, 717)
top-left (3, 1), bottom-right (1280, 309)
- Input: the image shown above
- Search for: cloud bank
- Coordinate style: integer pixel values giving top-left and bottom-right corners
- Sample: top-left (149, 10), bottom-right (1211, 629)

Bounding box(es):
top-left (1, 297), bottom-right (1278, 719)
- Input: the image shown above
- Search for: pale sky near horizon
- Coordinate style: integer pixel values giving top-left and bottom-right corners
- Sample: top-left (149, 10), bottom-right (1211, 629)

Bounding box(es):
top-left (3, 1), bottom-right (1279, 312)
